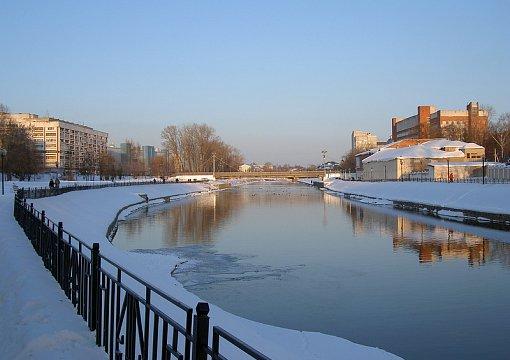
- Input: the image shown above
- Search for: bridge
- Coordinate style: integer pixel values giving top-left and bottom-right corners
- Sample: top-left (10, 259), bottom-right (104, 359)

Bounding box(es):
top-left (175, 171), bottom-right (325, 180)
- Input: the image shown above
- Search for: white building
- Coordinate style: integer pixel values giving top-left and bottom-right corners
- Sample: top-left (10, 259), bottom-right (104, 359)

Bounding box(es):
top-left (361, 139), bottom-right (485, 180)
top-left (351, 130), bottom-right (380, 151)
top-left (9, 113), bottom-right (108, 170)
top-left (239, 164), bottom-right (251, 172)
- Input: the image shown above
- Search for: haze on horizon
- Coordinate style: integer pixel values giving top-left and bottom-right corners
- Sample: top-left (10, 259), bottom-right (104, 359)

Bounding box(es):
top-left (1, 1), bottom-right (509, 165)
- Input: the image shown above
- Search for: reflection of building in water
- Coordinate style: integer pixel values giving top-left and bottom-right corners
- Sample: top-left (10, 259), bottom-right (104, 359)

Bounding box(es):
top-left (393, 216), bottom-right (489, 265)
top-left (325, 192), bottom-right (395, 238)
top-left (333, 191), bottom-right (510, 267)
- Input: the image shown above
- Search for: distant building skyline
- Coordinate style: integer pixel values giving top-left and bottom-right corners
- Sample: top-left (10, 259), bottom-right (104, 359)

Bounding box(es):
top-left (1, 1), bottom-right (508, 164)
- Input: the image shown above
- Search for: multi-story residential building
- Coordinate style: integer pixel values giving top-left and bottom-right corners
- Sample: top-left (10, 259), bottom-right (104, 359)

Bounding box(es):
top-left (351, 130), bottom-right (380, 150)
top-left (391, 102), bottom-right (488, 142)
top-left (9, 113), bottom-right (108, 170)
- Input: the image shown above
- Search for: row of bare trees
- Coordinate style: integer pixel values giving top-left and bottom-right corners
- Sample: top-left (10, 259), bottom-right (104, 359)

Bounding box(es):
top-left (0, 104), bottom-right (43, 180)
top-left (483, 107), bottom-right (510, 162)
top-left (161, 123), bottom-right (243, 173)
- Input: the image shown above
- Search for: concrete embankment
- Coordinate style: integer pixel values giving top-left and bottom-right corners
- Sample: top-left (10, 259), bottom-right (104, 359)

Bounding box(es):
top-left (320, 180), bottom-right (510, 228)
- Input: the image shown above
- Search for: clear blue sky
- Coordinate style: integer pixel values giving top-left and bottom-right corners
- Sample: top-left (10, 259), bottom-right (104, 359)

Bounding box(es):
top-left (1, 1), bottom-right (509, 164)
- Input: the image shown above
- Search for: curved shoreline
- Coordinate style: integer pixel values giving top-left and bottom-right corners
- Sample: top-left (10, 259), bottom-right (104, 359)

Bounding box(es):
top-left (31, 182), bottom-right (402, 359)
top-left (106, 190), bottom-right (206, 241)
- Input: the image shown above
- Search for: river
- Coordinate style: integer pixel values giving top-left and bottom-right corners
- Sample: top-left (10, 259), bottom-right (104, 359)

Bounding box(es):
top-left (114, 182), bottom-right (510, 360)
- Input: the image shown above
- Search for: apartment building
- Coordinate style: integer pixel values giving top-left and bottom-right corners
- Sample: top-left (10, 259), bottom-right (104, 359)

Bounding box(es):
top-left (10, 113), bottom-right (108, 170)
top-left (391, 102), bottom-right (488, 142)
top-left (351, 130), bottom-right (381, 151)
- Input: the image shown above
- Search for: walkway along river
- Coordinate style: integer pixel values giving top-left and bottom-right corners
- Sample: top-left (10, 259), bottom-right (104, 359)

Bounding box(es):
top-left (114, 182), bottom-right (510, 360)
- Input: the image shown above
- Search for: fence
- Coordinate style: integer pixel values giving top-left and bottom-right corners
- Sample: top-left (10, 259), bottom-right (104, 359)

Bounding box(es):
top-left (20, 178), bottom-right (213, 199)
top-left (13, 194), bottom-right (270, 360)
top-left (337, 176), bottom-right (510, 184)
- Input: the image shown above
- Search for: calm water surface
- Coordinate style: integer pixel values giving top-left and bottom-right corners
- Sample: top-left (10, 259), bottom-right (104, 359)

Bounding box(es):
top-left (115, 182), bottom-right (510, 360)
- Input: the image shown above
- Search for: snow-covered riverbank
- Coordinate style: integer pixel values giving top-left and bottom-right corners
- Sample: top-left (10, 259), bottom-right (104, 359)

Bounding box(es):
top-left (322, 180), bottom-right (510, 216)
top-left (0, 191), bottom-right (107, 359)
top-left (2, 182), bottom-right (401, 359)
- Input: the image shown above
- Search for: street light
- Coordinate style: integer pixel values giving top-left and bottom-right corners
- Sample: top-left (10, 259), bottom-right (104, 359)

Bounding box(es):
top-left (482, 156), bottom-right (486, 184)
top-left (0, 148), bottom-right (6, 196)
top-left (447, 159), bottom-right (450, 182)
top-left (321, 150), bottom-right (327, 179)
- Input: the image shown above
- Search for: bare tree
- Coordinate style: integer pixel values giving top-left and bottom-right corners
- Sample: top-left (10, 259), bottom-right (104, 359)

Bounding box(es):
top-left (121, 140), bottom-right (144, 177)
top-left (490, 112), bottom-right (510, 161)
top-left (442, 123), bottom-right (467, 141)
top-left (161, 123), bottom-right (243, 173)
top-left (98, 152), bottom-right (116, 179)
top-left (0, 103), bottom-right (43, 180)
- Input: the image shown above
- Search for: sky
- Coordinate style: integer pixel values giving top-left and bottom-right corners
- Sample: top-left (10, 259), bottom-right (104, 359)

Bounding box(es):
top-left (1, 1), bottom-right (509, 165)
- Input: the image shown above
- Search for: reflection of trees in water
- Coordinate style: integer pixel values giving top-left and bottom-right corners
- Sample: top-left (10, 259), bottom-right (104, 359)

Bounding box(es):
top-left (324, 193), bottom-right (396, 238)
top-left (162, 193), bottom-right (240, 245)
top-left (329, 192), bottom-right (510, 267)
top-left (122, 184), bottom-right (326, 247)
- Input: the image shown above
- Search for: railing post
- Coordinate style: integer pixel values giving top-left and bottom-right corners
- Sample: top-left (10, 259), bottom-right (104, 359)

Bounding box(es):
top-left (90, 243), bottom-right (100, 333)
top-left (57, 222), bottom-right (63, 285)
top-left (40, 210), bottom-right (45, 256)
top-left (193, 302), bottom-right (210, 360)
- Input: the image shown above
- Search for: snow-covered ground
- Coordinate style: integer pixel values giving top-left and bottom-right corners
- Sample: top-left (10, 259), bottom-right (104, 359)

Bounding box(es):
top-left (0, 181), bottom-right (401, 359)
top-left (0, 190), bottom-right (107, 359)
top-left (323, 180), bottom-right (510, 216)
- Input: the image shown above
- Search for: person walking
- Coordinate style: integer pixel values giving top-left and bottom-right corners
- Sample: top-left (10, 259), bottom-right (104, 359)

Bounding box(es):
top-left (49, 179), bottom-right (54, 188)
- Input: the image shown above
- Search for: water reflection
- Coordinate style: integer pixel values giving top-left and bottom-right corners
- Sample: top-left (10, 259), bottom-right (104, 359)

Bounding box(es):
top-left (325, 191), bottom-right (510, 267)
top-left (115, 183), bottom-right (510, 360)
top-left (118, 185), bottom-right (510, 269)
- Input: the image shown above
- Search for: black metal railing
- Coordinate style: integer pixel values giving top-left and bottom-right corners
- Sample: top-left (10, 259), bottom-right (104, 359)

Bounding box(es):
top-left (332, 176), bottom-right (510, 184)
top-left (13, 194), bottom-right (270, 360)
top-left (19, 178), bottom-right (208, 199)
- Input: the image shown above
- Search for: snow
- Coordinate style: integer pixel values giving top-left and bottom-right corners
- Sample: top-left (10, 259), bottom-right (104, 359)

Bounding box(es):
top-left (363, 146), bottom-right (464, 163)
top-left (0, 192), bottom-right (106, 359)
top-left (325, 180), bottom-right (510, 217)
top-left (362, 138), bottom-right (481, 163)
top-left (0, 182), bottom-right (402, 359)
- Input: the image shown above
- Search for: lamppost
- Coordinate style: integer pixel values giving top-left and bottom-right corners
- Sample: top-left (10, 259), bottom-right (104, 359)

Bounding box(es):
top-left (399, 159), bottom-right (403, 181)
top-left (447, 159), bottom-right (450, 182)
top-left (0, 148), bottom-right (6, 196)
top-left (321, 150), bottom-right (327, 179)
top-left (482, 156), bottom-right (486, 184)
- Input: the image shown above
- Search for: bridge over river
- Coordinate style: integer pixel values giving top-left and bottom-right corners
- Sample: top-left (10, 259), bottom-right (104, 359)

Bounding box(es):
top-left (176, 171), bottom-right (325, 180)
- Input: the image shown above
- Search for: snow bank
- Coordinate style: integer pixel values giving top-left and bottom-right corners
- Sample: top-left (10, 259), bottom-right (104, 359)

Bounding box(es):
top-left (325, 180), bottom-right (510, 216)
top-left (23, 183), bottom-right (401, 359)
top-left (0, 195), bottom-right (106, 359)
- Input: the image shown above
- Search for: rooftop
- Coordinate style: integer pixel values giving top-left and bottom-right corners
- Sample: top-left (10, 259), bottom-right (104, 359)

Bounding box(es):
top-left (362, 139), bottom-right (483, 163)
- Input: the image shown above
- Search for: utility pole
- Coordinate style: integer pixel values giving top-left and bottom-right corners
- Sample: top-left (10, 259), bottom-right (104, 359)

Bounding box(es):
top-left (482, 156), bottom-right (486, 184)
top-left (0, 149), bottom-right (6, 195)
top-left (321, 150), bottom-right (327, 179)
top-left (447, 159), bottom-right (450, 182)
